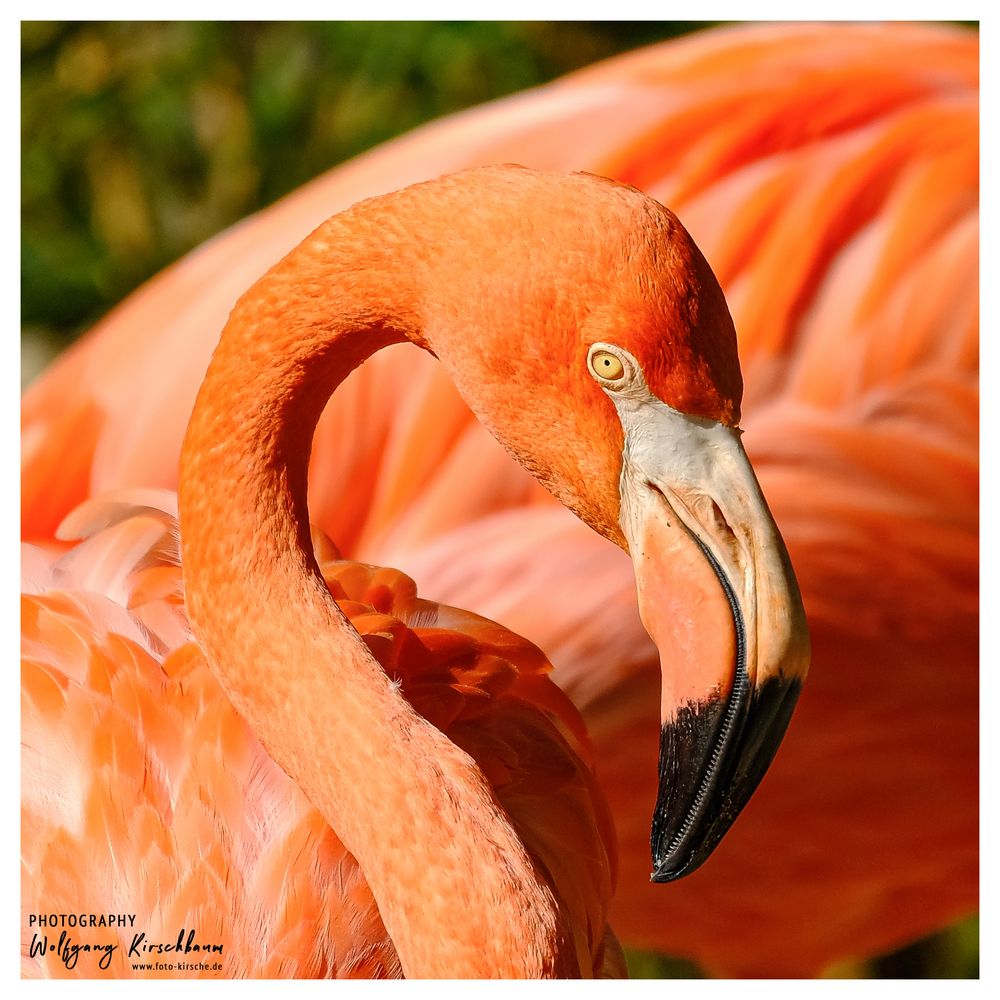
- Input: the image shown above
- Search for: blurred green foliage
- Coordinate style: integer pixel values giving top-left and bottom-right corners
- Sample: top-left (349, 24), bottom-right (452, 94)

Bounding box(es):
top-left (21, 20), bottom-right (705, 363)
top-left (19, 21), bottom-right (979, 978)
top-left (622, 915), bottom-right (980, 980)
top-left (625, 947), bottom-right (704, 979)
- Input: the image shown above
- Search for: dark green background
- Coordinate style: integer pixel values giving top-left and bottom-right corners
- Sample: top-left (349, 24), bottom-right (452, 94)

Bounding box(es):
top-left (20, 21), bottom-right (979, 978)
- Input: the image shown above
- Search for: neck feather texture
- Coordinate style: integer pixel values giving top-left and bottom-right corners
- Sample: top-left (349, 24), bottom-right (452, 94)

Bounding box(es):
top-left (178, 179), bottom-right (583, 977)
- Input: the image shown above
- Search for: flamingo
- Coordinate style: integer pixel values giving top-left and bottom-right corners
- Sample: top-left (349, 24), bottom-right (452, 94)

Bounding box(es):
top-left (21, 22), bottom-right (978, 975)
top-left (21, 166), bottom-right (809, 978)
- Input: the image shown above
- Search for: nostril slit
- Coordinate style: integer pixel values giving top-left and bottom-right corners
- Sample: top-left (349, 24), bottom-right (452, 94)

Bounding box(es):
top-left (711, 500), bottom-right (730, 534)
top-left (711, 499), bottom-right (740, 562)
top-left (645, 486), bottom-right (738, 562)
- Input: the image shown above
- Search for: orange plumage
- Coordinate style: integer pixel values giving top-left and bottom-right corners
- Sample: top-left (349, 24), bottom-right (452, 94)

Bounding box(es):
top-left (22, 493), bottom-right (619, 977)
top-left (22, 22), bottom-right (977, 976)
top-left (27, 163), bottom-right (803, 978)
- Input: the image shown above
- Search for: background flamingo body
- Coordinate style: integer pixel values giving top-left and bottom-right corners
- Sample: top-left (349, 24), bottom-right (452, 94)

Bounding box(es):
top-left (21, 23), bottom-right (978, 975)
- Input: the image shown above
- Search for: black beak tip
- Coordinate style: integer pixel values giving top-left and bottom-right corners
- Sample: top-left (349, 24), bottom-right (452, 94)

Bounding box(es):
top-left (650, 852), bottom-right (708, 884)
top-left (649, 674), bottom-right (803, 883)
top-left (649, 811), bottom-right (732, 883)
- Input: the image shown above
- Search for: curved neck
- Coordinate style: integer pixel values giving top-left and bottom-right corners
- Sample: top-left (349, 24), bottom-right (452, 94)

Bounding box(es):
top-left (178, 200), bottom-right (580, 977)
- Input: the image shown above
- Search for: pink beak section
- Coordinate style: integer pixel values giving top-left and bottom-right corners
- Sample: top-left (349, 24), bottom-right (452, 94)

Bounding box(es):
top-left (632, 499), bottom-right (738, 724)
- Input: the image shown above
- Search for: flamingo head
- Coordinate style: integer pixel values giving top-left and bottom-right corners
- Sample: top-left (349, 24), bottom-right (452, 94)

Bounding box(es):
top-left (420, 166), bottom-right (810, 881)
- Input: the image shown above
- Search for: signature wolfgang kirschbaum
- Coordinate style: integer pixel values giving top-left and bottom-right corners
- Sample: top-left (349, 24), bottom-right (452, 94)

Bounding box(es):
top-left (27, 912), bottom-right (224, 973)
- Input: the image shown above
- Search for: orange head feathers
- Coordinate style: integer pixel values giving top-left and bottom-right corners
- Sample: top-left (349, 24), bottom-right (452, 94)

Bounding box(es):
top-left (182, 165), bottom-right (807, 892)
top-left (392, 167), bottom-right (744, 547)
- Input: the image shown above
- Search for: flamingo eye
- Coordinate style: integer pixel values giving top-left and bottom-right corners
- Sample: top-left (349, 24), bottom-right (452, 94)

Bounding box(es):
top-left (590, 350), bottom-right (625, 381)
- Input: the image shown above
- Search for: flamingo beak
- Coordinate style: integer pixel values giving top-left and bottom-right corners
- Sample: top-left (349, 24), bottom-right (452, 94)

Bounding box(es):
top-left (615, 402), bottom-right (810, 882)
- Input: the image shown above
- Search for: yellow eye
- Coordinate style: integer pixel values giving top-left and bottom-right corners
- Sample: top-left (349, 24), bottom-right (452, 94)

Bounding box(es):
top-left (590, 350), bottom-right (625, 381)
